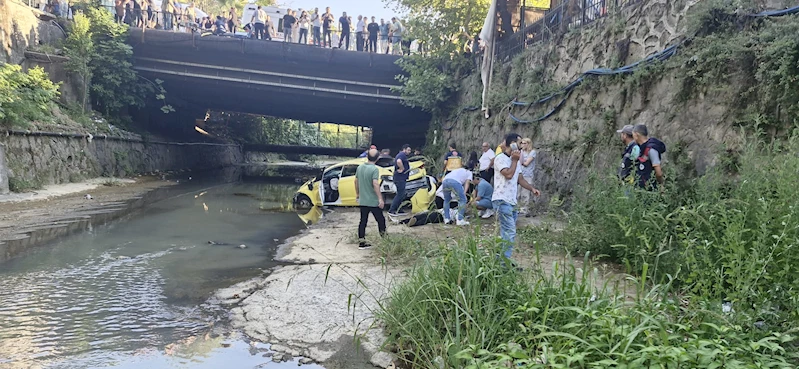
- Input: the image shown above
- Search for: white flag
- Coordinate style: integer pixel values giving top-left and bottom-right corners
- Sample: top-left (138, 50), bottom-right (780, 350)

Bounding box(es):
top-left (479, 0), bottom-right (498, 114)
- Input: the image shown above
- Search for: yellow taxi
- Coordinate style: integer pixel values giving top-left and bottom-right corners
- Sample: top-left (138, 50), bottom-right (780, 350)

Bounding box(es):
top-left (293, 156), bottom-right (437, 213)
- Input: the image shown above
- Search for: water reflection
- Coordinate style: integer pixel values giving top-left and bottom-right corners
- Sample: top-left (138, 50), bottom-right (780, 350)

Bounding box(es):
top-left (296, 206), bottom-right (324, 226)
top-left (0, 181), bottom-right (320, 369)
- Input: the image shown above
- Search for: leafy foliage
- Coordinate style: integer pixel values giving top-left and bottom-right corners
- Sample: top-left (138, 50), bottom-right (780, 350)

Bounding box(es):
top-left (379, 238), bottom-right (799, 369)
top-left (204, 112), bottom-right (369, 148)
top-left (386, 0), bottom-right (486, 114)
top-left (554, 134), bottom-right (799, 329)
top-left (0, 64), bottom-right (60, 128)
top-left (64, 5), bottom-right (171, 115)
top-left (385, 0), bottom-right (489, 54)
top-left (63, 12), bottom-right (93, 111)
top-left (678, 1), bottom-right (799, 131)
top-left (395, 54), bottom-right (471, 113)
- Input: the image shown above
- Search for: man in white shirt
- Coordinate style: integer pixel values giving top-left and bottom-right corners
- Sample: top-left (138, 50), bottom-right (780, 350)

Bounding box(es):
top-left (311, 8), bottom-right (321, 46)
top-left (478, 141), bottom-right (495, 183)
top-left (441, 167), bottom-right (473, 226)
top-left (355, 15), bottom-right (366, 51)
top-left (492, 133), bottom-right (541, 258)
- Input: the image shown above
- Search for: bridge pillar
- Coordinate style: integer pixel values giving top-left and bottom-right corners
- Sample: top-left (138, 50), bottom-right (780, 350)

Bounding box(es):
top-left (0, 143), bottom-right (9, 195)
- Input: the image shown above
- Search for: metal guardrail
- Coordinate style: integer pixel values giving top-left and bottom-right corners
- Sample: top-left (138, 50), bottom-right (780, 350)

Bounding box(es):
top-left (495, 0), bottom-right (643, 61)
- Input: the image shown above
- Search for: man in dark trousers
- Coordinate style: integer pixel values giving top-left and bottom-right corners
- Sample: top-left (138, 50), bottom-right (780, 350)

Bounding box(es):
top-left (338, 12), bottom-right (351, 49)
top-left (388, 144), bottom-right (412, 217)
top-left (355, 148), bottom-right (386, 249)
top-left (367, 16), bottom-right (380, 53)
top-left (322, 7), bottom-right (334, 47)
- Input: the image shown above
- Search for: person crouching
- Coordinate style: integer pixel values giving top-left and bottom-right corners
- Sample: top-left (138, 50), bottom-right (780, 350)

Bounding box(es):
top-left (440, 165), bottom-right (473, 226)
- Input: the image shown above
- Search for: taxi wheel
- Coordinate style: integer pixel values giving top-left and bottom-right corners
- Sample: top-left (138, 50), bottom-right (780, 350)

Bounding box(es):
top-left (295, 194), bottom-right (313, 209)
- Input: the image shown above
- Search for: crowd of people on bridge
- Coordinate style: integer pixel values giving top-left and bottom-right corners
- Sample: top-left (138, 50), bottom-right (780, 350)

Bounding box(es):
top-left (354, 123), bottom-right (666, 258)
top-left (103, 0), bottom-right (411, 55)
top-left (245, 7), bottom-right (410, 55)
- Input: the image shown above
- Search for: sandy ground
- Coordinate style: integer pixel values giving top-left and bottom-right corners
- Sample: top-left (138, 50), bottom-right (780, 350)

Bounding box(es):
top-left (214, 208), bottom-right (630, 368)
top-left (0, 176), bottom-right (174, 244)
top-left (215, 210), bottom-right (407, 368)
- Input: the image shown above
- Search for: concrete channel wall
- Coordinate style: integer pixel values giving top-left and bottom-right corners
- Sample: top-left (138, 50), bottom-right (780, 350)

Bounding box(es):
top-left (0, 131), bottom-right (243, 190)
top-left (0, 143), bottom-right (8, 195)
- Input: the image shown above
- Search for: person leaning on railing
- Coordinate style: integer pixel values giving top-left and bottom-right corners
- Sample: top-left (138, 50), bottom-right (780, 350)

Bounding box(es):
top-left (162, 0), bottom-right (174, 30)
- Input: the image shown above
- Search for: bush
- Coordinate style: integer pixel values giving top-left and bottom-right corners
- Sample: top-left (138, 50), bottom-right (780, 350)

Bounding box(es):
top-left (0, 63), bottom-right (60, 128)
top-left (554, 135), bottom-right (799, 329)
top-left (395, 53), bottom-right (472, 114)
top-left (379, 237), bottom-right (799, 368)
top-left (378, 238), bottom-right (531, 368)
top-left (678, 2), bottom-right (799, 131)
top-left (63, 5), bottom-right (171, 116)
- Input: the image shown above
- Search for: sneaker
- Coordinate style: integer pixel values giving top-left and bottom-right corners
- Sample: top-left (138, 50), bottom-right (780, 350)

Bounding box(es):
top-left (456, 219), bottom-right (470, 226)
top-left (407, 216), bottom-right (418, 227)
top-left (358, 242), bottom-right (373, 250)
top-left (477, 209), bottom-right (485, 217)
top-left (443, 218), bottom-right (452, 225)
top-left (481, 209), bottom-right (494, 219)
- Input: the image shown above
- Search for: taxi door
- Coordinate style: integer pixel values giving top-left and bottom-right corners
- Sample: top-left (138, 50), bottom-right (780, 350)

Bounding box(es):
top-left (337, 164), bottom-right (360, 205)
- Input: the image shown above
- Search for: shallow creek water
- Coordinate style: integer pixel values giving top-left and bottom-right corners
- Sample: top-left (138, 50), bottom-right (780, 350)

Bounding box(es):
top-left (0, 180), bottom-right (325, 368)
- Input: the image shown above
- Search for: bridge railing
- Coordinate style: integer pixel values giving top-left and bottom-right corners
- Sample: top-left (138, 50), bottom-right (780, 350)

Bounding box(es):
top-left (495, 0), bottom-right (643, 61)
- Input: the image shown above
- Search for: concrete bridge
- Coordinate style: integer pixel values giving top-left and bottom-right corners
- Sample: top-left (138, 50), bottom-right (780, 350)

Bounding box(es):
top-left (127, 29), bottom-right (430, 149)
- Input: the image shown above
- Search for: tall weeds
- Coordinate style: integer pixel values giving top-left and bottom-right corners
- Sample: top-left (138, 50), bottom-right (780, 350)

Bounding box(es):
top-left (378, 237), bottom-right (799, 368)
top-left (559, 135), bottom-right (799, 328)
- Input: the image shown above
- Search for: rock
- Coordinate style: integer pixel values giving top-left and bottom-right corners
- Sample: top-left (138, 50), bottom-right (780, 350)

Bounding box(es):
top-left (262, 352), bottom-right (273, 358)
top-left (273, 238), bottom-right (279, 242)
top-left (84, 194), bottom-right (93, 200)
top-left (370, 352), bottom-right (395, 368)
top-left (299, 357), bottom-right (314, 365)
top-left (238, 244), bottom-right (247, 249)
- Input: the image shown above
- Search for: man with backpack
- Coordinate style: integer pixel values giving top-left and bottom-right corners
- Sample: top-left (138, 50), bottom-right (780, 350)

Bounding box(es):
top-left (616, 124), bottom-right (639, 185)
top-left (632, 124), bottom-right (665, 190)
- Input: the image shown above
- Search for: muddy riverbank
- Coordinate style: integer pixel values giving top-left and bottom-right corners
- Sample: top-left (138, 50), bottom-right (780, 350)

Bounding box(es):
top-left (0, 175), bottom-right (176, 261)
top-left (215, 208), bottom-right (629, 368)
top-left (215, 209), bottom-right (407, 368)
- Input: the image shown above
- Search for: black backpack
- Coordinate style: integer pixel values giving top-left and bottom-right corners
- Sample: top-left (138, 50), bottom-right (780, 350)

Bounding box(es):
top-left (643, 138), bottom-right (666, 156)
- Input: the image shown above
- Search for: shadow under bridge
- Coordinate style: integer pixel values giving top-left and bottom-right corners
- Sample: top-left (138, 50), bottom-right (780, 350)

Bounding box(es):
top-left (127, 29), bottom-right (431, 149)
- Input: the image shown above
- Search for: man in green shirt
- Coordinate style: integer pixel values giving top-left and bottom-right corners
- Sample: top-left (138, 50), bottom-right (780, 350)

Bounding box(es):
top-left (355, 148), bottom-right (386, 249)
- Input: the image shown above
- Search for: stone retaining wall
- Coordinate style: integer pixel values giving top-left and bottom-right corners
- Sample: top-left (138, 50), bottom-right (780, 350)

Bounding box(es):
top-left (0, 143), bottom-right (8, 194)
top-left (0, 132), bottom-right (243, 191)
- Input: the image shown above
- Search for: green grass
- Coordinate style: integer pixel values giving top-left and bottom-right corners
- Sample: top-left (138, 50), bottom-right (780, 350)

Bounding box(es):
top-left (377, 238), bottom-right (799, 369)
top-left (549, 134), bottom-right (799, 329)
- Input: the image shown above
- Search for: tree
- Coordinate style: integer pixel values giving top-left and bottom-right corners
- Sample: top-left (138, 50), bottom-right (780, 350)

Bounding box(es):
top-left (385, 0), bottom-right (489, 55)
top-left (63, 13), bottom-right (93, 112)
top-left (384, 0), bottom-right (489, 114)
top-left (63, 4), bottom-right (172, 116)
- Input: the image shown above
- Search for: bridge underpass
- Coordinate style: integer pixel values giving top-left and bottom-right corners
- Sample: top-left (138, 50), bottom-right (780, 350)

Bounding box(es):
top-left (127, 29), bottom-right (431, 150)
